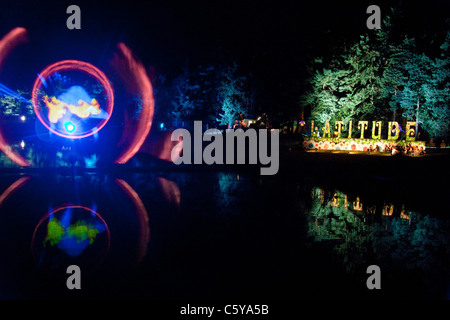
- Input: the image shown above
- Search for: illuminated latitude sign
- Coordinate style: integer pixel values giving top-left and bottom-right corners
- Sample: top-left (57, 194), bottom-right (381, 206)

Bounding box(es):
top-left (304, 120), bottom-right (426, 152)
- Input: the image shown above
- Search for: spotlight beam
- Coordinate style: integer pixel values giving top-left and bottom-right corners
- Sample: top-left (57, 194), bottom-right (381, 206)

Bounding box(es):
top-left (0, 83), bottom-right (31, 104)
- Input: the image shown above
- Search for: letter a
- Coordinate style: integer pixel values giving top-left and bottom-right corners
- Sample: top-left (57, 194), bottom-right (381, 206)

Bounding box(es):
top-left (171, 128), bottom-right (191, 164)
top-left (366, 5), bottom-right (381, 30)
top-left (66, 265), bottom-right (81, 289)
top-left (366, 265), bottom-right (381, 289)
top-left (66, 5), bottom-right (81, 30)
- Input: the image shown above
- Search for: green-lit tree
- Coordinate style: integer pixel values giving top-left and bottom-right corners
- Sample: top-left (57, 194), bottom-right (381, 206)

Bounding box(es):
top-left (386, 33), bottom-right (450, 141)
top-left (163, 64), bottom-right (219, 126)
top-left (301, 22), bottom-right (397, 128)
top-left (159, 61), bottom-right (249, 128)
top-left (168, 67), bottom-right (198, 124)
top-left (188, 64), bottom-right (219, 124)
top-left (301, 15), bottom-right (450, 140)
top-left (216, 63), bottom-right (249, 127)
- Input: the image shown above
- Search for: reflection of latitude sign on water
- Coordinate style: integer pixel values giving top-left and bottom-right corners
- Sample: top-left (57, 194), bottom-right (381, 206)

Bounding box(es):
top-left (43, 95), bottom-right (102, 124)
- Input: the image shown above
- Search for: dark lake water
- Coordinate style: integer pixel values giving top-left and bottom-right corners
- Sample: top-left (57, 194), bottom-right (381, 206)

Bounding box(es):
top-left (0, 152), bottom-right (449, 300)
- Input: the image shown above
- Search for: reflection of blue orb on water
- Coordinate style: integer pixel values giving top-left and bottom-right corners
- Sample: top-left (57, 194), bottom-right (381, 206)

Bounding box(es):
top-left (32, 205), bottom-right (111, 273)
top-left (43, 207), bottom-right (107, 257)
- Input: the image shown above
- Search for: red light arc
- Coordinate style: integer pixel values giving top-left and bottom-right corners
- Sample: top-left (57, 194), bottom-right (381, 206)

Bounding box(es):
top-left (112, 43), bottom-right (154, 164)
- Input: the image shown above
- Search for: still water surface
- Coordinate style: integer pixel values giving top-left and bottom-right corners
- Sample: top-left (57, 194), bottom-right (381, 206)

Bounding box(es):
top-left (0, 166), bottom-right (449, 299)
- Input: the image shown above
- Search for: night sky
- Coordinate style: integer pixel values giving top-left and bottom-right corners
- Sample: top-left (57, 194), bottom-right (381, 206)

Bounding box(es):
top-left (0, 0), bottom-right (449, 117)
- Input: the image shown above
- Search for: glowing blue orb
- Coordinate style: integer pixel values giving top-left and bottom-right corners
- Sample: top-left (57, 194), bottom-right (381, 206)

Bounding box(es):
top-left (64, 121), bottom-right (76, 133)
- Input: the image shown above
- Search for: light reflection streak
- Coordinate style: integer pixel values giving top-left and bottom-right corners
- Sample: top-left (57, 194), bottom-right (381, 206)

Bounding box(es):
top-left (115, 178), bottom-right (150, 263)
top-left (0, 176), bottom-right (30, 207)
top-left (158, 177), bottom-right (181, 209)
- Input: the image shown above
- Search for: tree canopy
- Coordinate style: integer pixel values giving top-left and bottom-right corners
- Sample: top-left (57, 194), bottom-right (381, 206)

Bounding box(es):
top-left (156, 62), bottom-right (250, 128)
top-left (301, 14), bottom-right (450, 140)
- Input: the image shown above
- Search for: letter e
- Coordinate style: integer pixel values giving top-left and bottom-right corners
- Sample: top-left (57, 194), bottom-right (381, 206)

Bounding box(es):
top-left (66, 265), bottom-right (81, 289)
top-left (366, 5), bottom-right (381, 30)
top-left (366, 265), bottom-right (381, 289)
top-left (66, 5), bottom-right (81, 30)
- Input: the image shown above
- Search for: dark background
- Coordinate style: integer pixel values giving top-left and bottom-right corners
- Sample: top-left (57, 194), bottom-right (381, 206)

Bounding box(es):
top-left (1, 0), bottom-right (449, 120)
